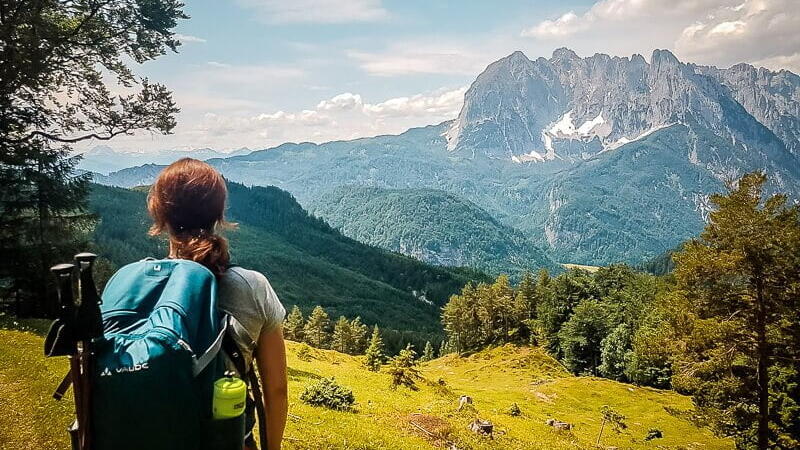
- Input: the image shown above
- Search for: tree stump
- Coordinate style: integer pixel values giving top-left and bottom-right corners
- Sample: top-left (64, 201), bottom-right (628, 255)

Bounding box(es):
top-left (457, 395), bottom-right (473, 411)
top-left (468, 419), bottom-right (493, 438)
top-left (546, 418), bottom-right (573, 431)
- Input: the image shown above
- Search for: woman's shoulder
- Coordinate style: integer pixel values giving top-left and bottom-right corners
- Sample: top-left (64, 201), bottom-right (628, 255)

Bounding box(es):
top-left (219, 266), bottom-right (285, 327)
top-left (221, 266), bottom-right (271, 290)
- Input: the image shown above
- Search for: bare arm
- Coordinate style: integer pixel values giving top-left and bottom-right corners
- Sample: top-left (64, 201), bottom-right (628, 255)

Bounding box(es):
top-left (255, 327), bottom-right (288, 450)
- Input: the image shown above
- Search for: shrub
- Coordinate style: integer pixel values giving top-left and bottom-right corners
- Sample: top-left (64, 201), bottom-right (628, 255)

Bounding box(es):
top-left (509, 403), bottom-right (522, 416)
top-left (645, 428), bottom-right (663, 441)
top-left (299, 377), bottom-right (355, 410)
top-left (296, 343), bottom-right (314, 361)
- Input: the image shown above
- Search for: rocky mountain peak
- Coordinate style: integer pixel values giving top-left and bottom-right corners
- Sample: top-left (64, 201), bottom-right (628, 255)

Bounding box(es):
top-left (446, 47), bottom-right (799, 165)
top-left (552, 47), bottom-right (579, 62)
top-left (650, 49), bottom-right (680, 67)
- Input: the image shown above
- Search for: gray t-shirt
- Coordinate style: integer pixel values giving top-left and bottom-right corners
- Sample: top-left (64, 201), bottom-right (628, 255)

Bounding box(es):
top-left (217, 267), bottom-right (286, 372)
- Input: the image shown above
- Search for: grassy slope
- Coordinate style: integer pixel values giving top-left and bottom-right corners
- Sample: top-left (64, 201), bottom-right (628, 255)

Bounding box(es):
top-left (0, 322), bottom-right (730, 449)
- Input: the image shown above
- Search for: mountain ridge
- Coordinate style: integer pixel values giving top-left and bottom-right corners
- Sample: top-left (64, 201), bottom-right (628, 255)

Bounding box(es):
top-left (310, 186), bottom-right (561, 278)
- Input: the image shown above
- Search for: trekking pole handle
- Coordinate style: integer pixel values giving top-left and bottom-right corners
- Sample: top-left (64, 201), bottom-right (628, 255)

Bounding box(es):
top-left (51, 263), bottom-right (76, 313)
top-left (74, 252), bottom-right (103, 340)
top-left (74, 252), bottom-right (97, 263)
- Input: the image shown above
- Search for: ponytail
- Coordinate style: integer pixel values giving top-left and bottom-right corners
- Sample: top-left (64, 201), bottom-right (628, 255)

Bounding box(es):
top-left (168, 229), bottom-right (230, 276)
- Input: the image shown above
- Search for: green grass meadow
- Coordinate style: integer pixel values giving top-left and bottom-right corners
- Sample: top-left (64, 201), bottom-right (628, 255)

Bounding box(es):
top-left (0, 318), bottom-right (731, 449)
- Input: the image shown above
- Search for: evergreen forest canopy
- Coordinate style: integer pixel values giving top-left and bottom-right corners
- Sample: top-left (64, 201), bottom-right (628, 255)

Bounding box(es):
top-left (311, 186), bottom-right (561, 279)
top-left (440, 172), bottom-right (800, 449)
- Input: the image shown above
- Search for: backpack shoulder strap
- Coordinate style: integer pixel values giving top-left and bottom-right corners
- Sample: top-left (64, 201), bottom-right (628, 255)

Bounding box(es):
top-left (192, 317), bottom-right (228, 377)
top-left (248, 369), bottom-right (268, 450)
top-left (222, 325), bottom-right (267, 450)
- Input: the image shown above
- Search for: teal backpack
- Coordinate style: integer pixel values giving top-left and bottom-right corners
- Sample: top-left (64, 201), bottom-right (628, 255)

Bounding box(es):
top-left (90, 258), bottom-right (254, 450)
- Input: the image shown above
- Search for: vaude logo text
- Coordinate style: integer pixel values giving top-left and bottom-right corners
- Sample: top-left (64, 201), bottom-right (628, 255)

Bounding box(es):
top-left (100, 363), bottom-right (149, 376)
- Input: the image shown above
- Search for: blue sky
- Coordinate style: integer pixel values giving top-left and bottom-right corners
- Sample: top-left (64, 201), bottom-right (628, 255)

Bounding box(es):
top-left (98, 0), bottom-right (799, 152)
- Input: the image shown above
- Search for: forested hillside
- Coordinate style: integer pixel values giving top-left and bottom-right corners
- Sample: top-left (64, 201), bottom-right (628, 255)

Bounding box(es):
top-left (311, 187), bottom-right (560, 278)
top-left (88, 183), bottom-right (487, 342)
top-left (439, 173), bottom-right (800, 449)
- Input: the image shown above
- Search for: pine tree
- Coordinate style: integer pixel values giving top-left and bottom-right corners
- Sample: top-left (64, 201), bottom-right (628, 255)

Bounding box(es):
top-left (331, 316), bottom-right (353, 354)
top-left (283, 305), bottom-right (305, 342)
top-left (303, 306), bottom-right (331, 349)
top-left (421, 341), bottom-right (435, 361)
top-left (491, 274), bottom-right (515, 341)
top-left (387, 343), bottom-right (420, 390)
top-left (364, 325), bottom-right (385, 371)
top-left (438, 340), bottom-right (448, 357)
top-left (441, 282), bottom-right (482, 353)
top-left (513, 271), bottom-right (538, 342)
top-left (350, 316), bottom-right (369, 354)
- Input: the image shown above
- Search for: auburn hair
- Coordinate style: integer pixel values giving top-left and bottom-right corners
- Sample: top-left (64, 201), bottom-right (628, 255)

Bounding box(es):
top-left (147, 158), bottom-right (233, 275)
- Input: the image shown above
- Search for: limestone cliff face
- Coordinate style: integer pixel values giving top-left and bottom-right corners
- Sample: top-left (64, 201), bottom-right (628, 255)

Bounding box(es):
top-left (447, 48), bottom-right (797, 173)
top-left (696, 63), bottom-right (800, 156)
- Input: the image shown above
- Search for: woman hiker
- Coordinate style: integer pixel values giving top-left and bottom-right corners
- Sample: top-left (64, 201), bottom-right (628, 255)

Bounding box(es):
top-left (148, 158), bottom-right (288, 450)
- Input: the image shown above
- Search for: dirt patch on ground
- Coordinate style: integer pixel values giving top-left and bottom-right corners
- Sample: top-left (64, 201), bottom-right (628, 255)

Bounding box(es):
top-left (407, 413), bottom-right (455, 448)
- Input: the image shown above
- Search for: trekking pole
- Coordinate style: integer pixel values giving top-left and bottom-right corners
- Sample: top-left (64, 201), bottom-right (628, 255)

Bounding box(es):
top-left (73, 252), bottom-right (102, 450)
top-left (47, 263), bottom-right (84, 449)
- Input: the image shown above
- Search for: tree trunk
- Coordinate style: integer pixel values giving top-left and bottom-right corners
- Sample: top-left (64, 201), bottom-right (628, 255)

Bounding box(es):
top-left (755, 278), bottom-right (770, 449)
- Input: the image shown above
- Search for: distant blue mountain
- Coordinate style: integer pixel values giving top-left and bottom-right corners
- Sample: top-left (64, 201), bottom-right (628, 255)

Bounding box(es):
top-left (77, 145), bottom-right (251, 174)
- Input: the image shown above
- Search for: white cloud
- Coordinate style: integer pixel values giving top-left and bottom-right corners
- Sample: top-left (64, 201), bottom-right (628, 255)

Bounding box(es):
top-left (235, 0), bottom-right (387, 24)
top-left (522, 11), bottom-right (584, 38)
top-left (521, 0), bottom-right (800, 73)
top-left (347, 41), bottom-right (499, 76)
top-left (175, 34), bottom-right (206, 43)
top-left (522, 0), bottom-right (729, 39)
top-left (86, 87), bottom-right (467, 152)
top-left (675, 0), bottom-right (800, 72)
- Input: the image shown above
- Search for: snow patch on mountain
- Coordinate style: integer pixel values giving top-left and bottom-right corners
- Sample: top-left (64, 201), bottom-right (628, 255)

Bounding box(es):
top-left (511, 151), bottom-right (545, 163)
top-left (545, 110), bottom-right (611, 142)
top-left (601, 122), bottom-right (676, 153)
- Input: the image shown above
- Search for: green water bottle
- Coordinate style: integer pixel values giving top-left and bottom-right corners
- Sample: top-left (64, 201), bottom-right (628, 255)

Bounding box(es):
top-left (213, 372), bottom-right (247, 419)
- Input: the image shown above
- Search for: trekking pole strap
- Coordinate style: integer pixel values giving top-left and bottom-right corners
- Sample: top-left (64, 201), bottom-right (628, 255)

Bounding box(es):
top-left (192, 318), bottom-right (228, 377)
top-left (54, 371), bottom-right (73, 400)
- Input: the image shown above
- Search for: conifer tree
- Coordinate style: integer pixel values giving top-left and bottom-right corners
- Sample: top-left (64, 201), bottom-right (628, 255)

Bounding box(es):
top-left (442, 282), bottom-right (482, 353)
top-left (387, 343), bottom-right (420, 390)
top-left (283, 305), bottom-right (305, 342)
top-left (670, 172), bottom-right (800, 448)
top-left (364, 325), bottom-right (385, 371)
top-left (350, 316), bottom-right (369, 354)
top-left (438, 340), bottom-right (448, 357)
top-left (303, 306), bottom-right (331, 349)
top-left (331, 316), bottom-right (353, 354)
top-left (421, 341), bottom-right (435, 361)
top-left (491, 274), bottom-right (516, 341)
top-left (513, 271), bottom-right (538, 342)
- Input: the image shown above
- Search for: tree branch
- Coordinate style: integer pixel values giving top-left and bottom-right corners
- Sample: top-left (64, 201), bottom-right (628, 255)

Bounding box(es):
top-left (2, 128), bottom-right (131, 144)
